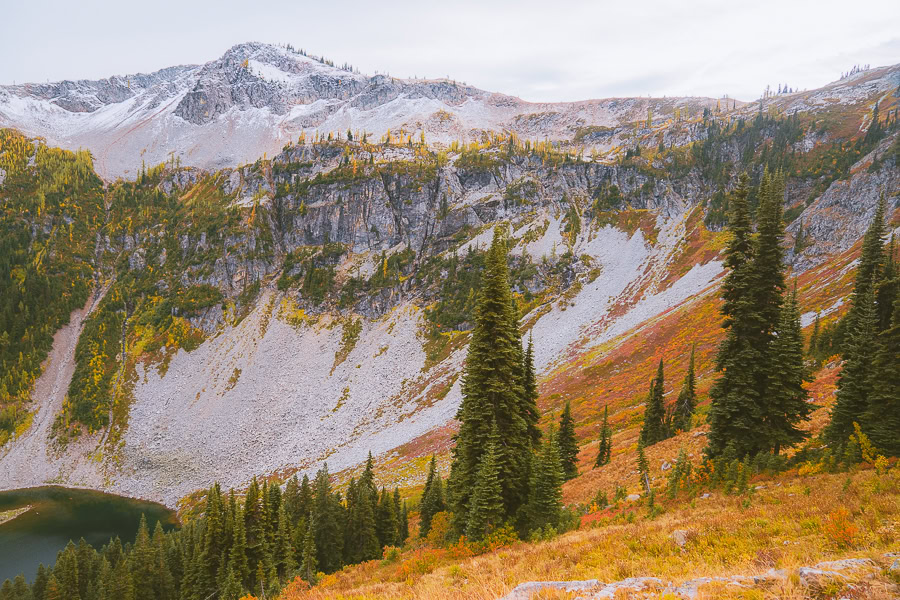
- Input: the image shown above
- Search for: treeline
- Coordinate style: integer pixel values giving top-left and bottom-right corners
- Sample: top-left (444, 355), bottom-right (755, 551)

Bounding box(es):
top-left (1, 461), bottom-right (409, 600)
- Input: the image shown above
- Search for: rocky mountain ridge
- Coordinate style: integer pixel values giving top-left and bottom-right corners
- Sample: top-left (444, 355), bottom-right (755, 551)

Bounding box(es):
top-left (1, 41), bottom-right (746, 179)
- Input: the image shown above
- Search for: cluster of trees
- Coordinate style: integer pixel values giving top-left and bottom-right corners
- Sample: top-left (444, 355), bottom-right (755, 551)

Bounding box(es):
top-left (438, 231), bottom-right (573, 541)
top-left (707, 172), bottom-right (899, 460)
top-left (2, 461), bottom-right (409, 600)
top-left (706, 171), bottom-right (811, 458)
top-left (638, 347), bottom-right (698, 447)
top-left (824, 195), bottom-right (899, 456)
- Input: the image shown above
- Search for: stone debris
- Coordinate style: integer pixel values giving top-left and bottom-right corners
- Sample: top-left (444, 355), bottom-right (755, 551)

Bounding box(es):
top-left (498, 557), bottom-right (888, 599)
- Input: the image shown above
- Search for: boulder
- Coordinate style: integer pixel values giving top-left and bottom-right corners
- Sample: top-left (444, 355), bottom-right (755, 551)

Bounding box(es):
top-left (671, 529), bottom-right (696, 548)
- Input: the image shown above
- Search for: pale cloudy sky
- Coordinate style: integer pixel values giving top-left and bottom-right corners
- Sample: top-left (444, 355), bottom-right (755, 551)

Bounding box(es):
top-left (2, 0), bottom-right (898, 102)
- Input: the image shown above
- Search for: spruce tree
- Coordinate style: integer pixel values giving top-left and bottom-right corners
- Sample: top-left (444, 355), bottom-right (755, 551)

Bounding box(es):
top-left (54, 542), bottom-right (81, 600)
top-left (229, 501), bottom-right (250, 588)
top-left (449, 230), bottom-right (532, 532)
top-left (558, 401), bottom-right (579, 480)
top-left (525, 428), bottom-right (564, 533)
top-left (393, 488), bottom-right (409, 544)
top-left (639, 359), bottom-right (667, 445)
top-left (522, 333), bottom-right (542, 446)
top-left (243, 477), bottom-right (268, 589)
top-left (707, 174), bottom-right (766, 458)
top-left (465, 422), bottom-right (505, 541)
top-left (636, 442), bottom-right (650, 494)
top-left (311, 464), bottom-right (344, 573)
top-left (765, 288), bottom-right (811, 453)
top-left (751, 170), bottom-right (786, 345)
top-left (825, 286), bottom-right (878, 447)
top-left (299, 517), bottom-right (317, 585)
top-left (594, 405), bottom-right (612, 467)
top-left (671, 345), bottom-right (696, 432)
top-left (375, 487), bottom-right (399, 549)
top-left (275, 502), bottom-right (297, 579)
top-left (843, 194), bottom-right (886, 354)
top-left (418, 455), bottom-right (445, 538)
top-left (864, 289), bottom-right (900, 456)
top-left (399, 501), bottom-right (409, 545)
top-left (130, 517), bottom-right (153, 600)
top-left (875, 235), bottom-right (898, 333)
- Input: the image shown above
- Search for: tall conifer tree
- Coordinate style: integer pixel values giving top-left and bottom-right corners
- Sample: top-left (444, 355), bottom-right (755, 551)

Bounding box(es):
top-left (707, 174), bottom-right (766, 458)
top-left (594, 406), bottom-right (612, 467)
top-left (558, 401), bottom-right (579, 480)
top-left (525, 428), bottom-right (564, 532)
top-left (419, 455), bottom-right (445, 538)
top-left (866, 290), bottom-right (900, 456)
top-left (448, 230), bottom-right (532, 532)
top-left (522, 333), bottom-right (542, 445)
top-left (843, 194), bottom-right (886, 354)
top-left (825, 286), bottom-right (878, 447)
top-left (640, 359), bottom-right (667, 445)
top-left (765, 287), bottom-right (811, 453)
top-left (672, 345), bottom-right (696, 432)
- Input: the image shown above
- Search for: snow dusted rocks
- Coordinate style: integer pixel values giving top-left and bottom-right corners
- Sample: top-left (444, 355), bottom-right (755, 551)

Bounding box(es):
top-left (0, 41), bottom-right (766, 179)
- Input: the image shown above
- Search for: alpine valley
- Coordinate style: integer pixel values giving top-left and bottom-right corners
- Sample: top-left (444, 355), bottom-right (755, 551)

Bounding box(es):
top-left (1, 41), bottom-right (899, 600)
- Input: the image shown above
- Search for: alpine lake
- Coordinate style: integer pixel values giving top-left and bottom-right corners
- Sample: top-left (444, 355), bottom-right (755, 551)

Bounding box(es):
top-left (0, 486), bottom-right (177, 582)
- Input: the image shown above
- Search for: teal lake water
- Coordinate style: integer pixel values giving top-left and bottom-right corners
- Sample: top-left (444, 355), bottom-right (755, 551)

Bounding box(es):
top-left (0, 486), bottom-right (177, 582)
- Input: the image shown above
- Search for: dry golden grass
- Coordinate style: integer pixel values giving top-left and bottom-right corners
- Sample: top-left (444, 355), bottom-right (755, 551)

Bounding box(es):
top-left (276, 467), bottom-right (900, 600)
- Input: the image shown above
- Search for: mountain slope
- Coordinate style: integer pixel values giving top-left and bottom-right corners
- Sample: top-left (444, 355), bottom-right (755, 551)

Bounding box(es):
top-left (0, 52), bottom-right (898, 508)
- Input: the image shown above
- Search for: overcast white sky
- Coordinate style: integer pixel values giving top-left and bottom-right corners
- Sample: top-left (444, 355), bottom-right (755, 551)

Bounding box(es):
top-left (2, 0), bottom-right (898, 102)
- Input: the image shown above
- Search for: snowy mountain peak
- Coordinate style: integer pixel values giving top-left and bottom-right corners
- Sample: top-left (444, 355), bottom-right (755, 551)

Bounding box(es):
top-left (3, 42), bottom-right (897, 180)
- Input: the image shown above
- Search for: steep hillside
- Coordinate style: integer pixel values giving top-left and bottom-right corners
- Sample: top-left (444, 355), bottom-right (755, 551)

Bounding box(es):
top-left (0, 54), bottom-right (898, 512)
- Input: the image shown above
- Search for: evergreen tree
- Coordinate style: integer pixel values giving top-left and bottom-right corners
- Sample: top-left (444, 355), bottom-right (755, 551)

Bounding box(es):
top-left (808, 313), bottom-right (821, 357)
top-left (130, 516), bottom-right (154, 600)
top-left (275, 502), bottom-right (297, 579)
top-left (671, 345), bottom-right (697, 432)
top-left (465, 422), bottom-right (505, 541)
top-left (399, 501), bottom-right (409, 545)
top-left (825, 286), bottom-right (878, 447)
top-left (393, 488), bottom-right (409, 545)
top-left (32, 565), bottom-right (48, 600)
top-left (375, 487), bottom-right (399, 549)
top-left (865, 289), bottom-right (900, 455)
top-left (418, 455), bottom-right (445, 538)
top-left (637, 442), bottom-right (650, 494)
top-left (765, 288), bottom-right (811, 453)
top-left (229, 501), bottom-right (250, 588)
top-left (299, 517), bottom-right (317, 585)
top-left (558, 401), bottom-right (579, 480)
top-left (525, 428), bottom-right (564, 533)
top-left (875, 235), bottom-right (898, 333)
top-left (639, 359), bottom-right (668, 445)
top-left (522, 333), bottom-right (542, 446)
top-left (751, 170), bottom-right (786, 346)
top-left (707, 175), bottom-right (766, 458)
top-left (594, 406), bottom-right (612, 467)
top-left (843, 194), bottom-right (887, 354)
top-left (243, 477), bottom-right (268, 589)
top-left (219, 566), bottom-right (243, 600)
top-left (311, 464), bottom-right (344, 573)
top-left (449, 230), bottom-right (532, 532)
